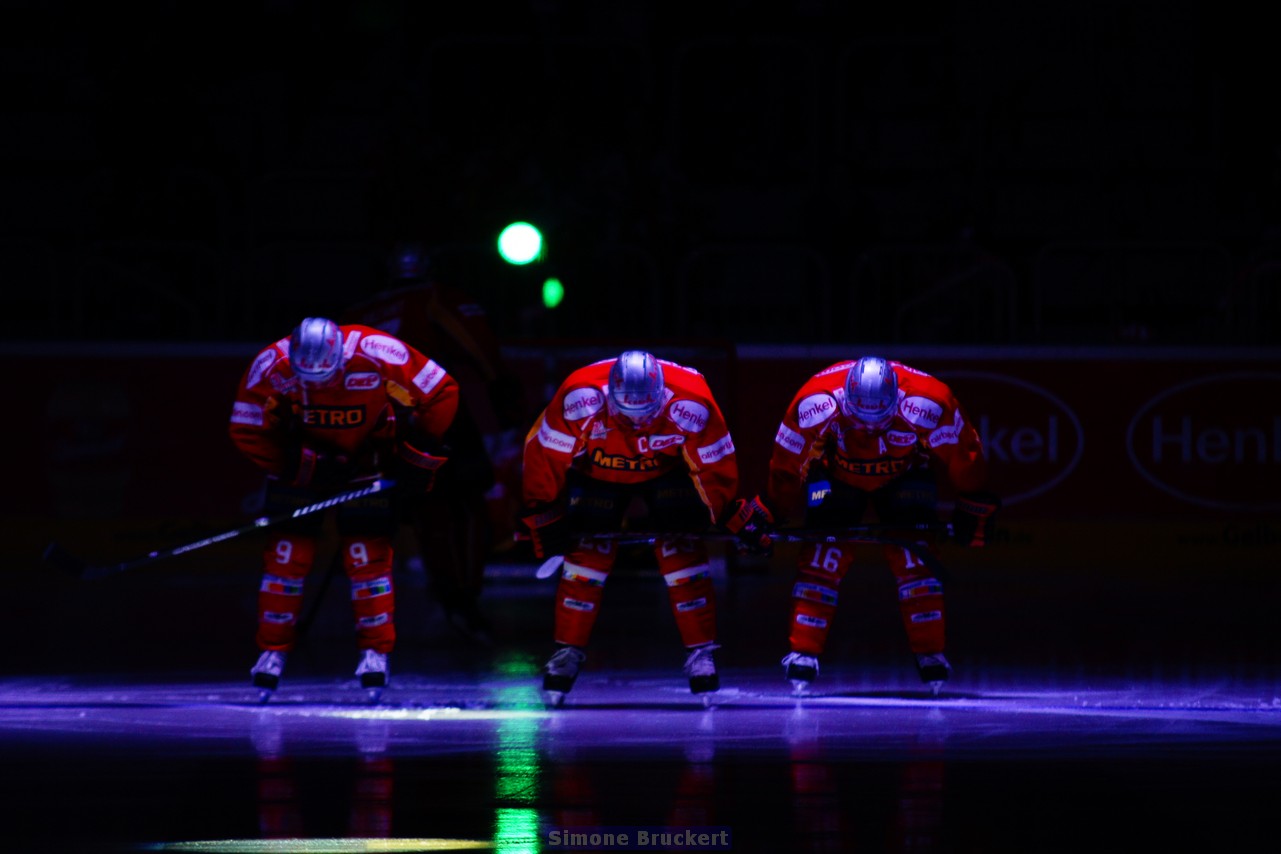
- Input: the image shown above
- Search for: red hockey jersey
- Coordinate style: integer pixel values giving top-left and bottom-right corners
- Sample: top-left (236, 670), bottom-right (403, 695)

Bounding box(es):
top-left (229, 324), bottom-right (460, 479)
top-left (522, 358), bottom-right (739, 524)
top-left (767, 360), bottom-right (987, 520)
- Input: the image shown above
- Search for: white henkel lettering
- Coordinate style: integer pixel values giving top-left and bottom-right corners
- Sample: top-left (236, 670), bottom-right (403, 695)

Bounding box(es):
top-left (537, 418), bottom-right (576, 454)
top-left (797, 393), bottom-right (837, 429)
top-left (359, 334), bottom-right (410, 365)
top-left (775, 423), bottom-right (805, 454)
top-left (697, 433), bottom-right (735, 464)
top-left (899, 395), bottom-right (942, 428)
top-left (230, 401), bottom-right (264, 426)
top-left (563, 387), bottom-right (605, 421)
top-left (669, 399), bottom-right (710, 432)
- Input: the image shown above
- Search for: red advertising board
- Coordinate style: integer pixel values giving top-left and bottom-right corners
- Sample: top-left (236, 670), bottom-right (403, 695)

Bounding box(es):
top-left (7, 342), bottom-right (1278, 571)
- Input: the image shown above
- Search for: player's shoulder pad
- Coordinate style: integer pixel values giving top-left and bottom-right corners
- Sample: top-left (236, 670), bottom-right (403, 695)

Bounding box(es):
top-left (353, 328), bottom-right (413, 366)
top-left (895, 369), bottom-right (955, 430)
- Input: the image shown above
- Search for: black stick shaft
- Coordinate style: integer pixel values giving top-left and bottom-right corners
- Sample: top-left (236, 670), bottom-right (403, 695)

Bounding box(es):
top-left (47, 479), bottom-right (394, 580)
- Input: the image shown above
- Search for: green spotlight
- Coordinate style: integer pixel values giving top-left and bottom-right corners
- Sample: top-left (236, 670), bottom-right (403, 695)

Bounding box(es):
top-left (497, 222), bottom-right (543, 265)
top-left (542, 277), bottom-right (564, 309)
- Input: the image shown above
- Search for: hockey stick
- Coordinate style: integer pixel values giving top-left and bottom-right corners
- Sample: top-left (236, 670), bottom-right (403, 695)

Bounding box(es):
top-left (42, 478), bottom-right (395, 581)
top-left (532, 523), bottom-right (953, 579)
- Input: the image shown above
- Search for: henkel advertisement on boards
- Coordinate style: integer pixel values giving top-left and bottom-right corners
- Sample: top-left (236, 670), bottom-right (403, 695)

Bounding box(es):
top-left (728, 347), bottom-right (1281, 570)
top-left (7, 343), bottom-right (1279, 571)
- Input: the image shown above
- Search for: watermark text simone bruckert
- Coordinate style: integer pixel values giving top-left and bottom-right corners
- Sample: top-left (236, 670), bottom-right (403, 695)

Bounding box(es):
top-left (546, 826), bottom-right (732, 850)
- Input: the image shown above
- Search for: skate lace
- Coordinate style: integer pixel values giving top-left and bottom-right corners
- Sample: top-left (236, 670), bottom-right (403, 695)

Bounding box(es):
top-left (547, 646), bottom-right (586, 674)
top-left (781, 652), bottom-right (818, 674)
top-left (683, 643), bottom-right (720, 677)
top-left (254, 651), bottom-right (284, 675)
top-left (357, 649), bottom-right (388, 675)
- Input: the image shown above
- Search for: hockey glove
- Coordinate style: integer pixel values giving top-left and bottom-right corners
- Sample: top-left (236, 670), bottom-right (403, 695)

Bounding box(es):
top-left (393, 440), bottom-right (449, 493)
top-left (288, 447), bottom-right (356, 490)
top-left (952, 491), bottom-right (1001, 547)
top-left (521, 505), bottom-right (571, 559)
top-left (720, 495), bottom-right (776, 555)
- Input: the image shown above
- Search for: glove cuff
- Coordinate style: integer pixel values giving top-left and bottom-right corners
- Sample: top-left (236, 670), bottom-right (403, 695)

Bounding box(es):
top-left (292, 447), bottom-right (320, 487)
top-left (395, 441), bottom-right (448, 472)
top-left (956, 491), bottom-right (1000, 516)
top-left (721, 495), bottom-right (773, 533)
top-left (522, 505), bottom-right (565, 529)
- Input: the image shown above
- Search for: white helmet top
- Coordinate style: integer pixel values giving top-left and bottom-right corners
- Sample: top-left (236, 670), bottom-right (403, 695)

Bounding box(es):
top-left (290, 317), bottom-right (344, 386)
top-left (842, 356), bottom-right (899, 429)
top-left (607, 350), bottom-right (665, 425)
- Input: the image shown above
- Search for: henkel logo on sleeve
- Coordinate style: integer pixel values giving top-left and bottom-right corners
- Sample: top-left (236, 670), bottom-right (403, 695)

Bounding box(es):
top-left (1126, 372), bottom-right (1281, 511)
top-left (563, 387), bottom-right (605, 421)
top-left (797, 393), bottom-right (837, 429)
top-left (669, 400), bottom-right (710, 432)
top-left (898, 396), bottom-right (943, 428)
top-left (359, 334), bottom-right (410, 365)
top-left (938, 371), bottom-right (1084, 506)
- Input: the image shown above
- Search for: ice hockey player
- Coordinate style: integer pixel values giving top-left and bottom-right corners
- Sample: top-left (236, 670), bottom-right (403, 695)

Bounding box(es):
top-left (229, 317), bottom-right (459, 700)
top-left (764, 356), bottom-right (999, 695)
top-left (521, 350), bottom-right (772, 707)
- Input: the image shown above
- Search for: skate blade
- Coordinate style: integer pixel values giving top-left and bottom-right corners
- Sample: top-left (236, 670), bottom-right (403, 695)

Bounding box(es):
top-left (542, 690), bottom-right (566, 709)
top-left (365, 687), bottom-right (384, 703)
top-left (789, 679), bottom-right (810, 696)
top-left (700, 693), bottom-right (718, 709)
top-left (928, 681), bottom-right (945, 697)
top-left (256, 689), bottom-right (274, 704)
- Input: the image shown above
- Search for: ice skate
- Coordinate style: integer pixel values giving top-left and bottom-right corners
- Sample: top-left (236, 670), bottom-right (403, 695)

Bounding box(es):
top-left (356, 649), bottom-right (389, 702)
top-left (684, 643), bottom-right (721, 705)
top-left (542, 645), bottom-right (586, 708)
top-left (781, 652), bottom-right (819, 695)
top-left (250, 650), bottom-right (286, 702)
top-left (915, 652), bottom-right (952, 696)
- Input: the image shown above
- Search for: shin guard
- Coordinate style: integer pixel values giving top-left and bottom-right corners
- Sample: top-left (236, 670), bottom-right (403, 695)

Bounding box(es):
top-left (552, 560), bottom-right (610, 648)
top-left (343, 536), bottom-right (396, 654)
top-left (887, 542), bottom-right (945, 654)
top-left (255, 535), bottom-right (316, 652)
top-left (787, 573), bottom-right (841, 656)
top-left (657, 539), bottom-right (718, 648)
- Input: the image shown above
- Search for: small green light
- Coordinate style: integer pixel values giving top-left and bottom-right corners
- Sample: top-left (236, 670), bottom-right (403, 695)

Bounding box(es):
top-left (542, 277), bottom-right (564, 309)
top-left (497, 222), bottom-right (543, 265)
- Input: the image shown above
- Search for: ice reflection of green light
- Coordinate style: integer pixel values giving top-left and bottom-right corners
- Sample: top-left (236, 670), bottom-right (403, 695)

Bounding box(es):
top-left (492, 651), bottom-right (544, 853)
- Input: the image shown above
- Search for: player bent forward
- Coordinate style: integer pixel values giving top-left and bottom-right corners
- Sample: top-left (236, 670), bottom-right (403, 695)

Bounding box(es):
top-left (521, 351), bottom-right (770, 707)
top-left (764, 356), bottom-right (999, 695)
top-left (229, 317), bottom-right (458, 698)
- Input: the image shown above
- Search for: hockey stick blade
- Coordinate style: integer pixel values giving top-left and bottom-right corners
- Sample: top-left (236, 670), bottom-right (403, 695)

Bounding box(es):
top-left (535, 555), bottom-right (565, 580)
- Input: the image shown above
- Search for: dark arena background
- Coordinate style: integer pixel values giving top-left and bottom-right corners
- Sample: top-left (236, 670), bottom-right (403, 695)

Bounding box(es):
top-left (3, 2), bottom-right (1280, 852)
